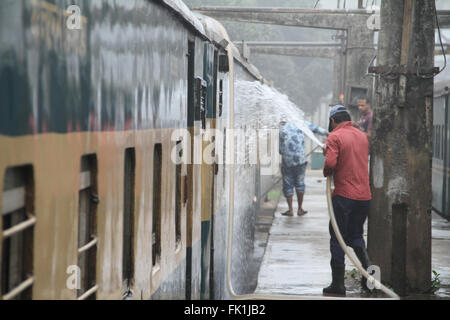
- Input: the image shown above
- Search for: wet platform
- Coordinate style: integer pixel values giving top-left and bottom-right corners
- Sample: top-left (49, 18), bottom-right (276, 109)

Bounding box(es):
top-left (255, 170), bottom-right (450, 299)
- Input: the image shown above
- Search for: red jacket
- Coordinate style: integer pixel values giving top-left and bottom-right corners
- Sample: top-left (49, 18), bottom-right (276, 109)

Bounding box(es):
top-left (323, 121), bottom-right (371, 201)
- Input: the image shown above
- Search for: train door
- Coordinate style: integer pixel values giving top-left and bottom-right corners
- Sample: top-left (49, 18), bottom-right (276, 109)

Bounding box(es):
top-left (186, 38), bottom-right (195, 300)
top-left (122, 148), bottom-right (135, 298)
top-left (209, 49), bottom-right (219, 299)
top-left (200, 42), bottom-right (216, 300)
top-left (186, 37), bottom-right (208, 300)
top-left (432, 95), bottom-right (446, 215)
top-left (446, 93), bottom-right (450, 220)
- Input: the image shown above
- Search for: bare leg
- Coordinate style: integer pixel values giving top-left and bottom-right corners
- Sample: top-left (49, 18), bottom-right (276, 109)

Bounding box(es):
top-left (296, 192), bottom-right (307, 216)
top-left (286, 195), bottom-right (294, 216)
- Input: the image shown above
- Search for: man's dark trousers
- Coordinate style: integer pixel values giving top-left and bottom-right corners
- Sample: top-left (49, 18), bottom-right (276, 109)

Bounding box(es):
top-left (329, 195), bottom-right (370, 267)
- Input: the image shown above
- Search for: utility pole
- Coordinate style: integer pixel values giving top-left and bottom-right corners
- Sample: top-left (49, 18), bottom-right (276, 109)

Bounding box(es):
top-left (368, 0), bottom-right (436, 295)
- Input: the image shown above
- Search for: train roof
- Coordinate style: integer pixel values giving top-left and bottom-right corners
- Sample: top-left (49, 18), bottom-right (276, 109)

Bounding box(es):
top-left (159, 1), bottom-right (268, 84)
top-left (193, 12), bottom-right (266, 82)
top-left (160, 0), bottom-right (206, 35)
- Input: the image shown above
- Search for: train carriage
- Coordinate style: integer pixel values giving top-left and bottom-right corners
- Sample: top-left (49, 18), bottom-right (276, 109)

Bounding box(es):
top-left (0, 0), bottom-right (276, 300)
top-left (432, 79), bottom-right (450, 221)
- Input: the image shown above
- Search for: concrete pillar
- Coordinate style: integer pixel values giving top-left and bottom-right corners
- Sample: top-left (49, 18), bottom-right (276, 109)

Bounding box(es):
top-left (368, 0), bottom-right (434, 295)
top-left (344, 24), bottom-right (375, 119)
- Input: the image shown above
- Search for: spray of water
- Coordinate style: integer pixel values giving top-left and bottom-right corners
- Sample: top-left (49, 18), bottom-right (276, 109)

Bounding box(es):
top-left (230, 79), bottom-right (326, 295)
top-left (235, 80), bottom-right (325, 149)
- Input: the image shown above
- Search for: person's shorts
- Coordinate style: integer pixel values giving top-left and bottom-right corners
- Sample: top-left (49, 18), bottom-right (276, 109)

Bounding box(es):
top-left (281, 162), bottom-right (307, 197)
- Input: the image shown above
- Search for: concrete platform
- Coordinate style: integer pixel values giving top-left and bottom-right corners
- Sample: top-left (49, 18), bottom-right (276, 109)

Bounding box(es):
top-left (254, 170), bottom-right (450, 299)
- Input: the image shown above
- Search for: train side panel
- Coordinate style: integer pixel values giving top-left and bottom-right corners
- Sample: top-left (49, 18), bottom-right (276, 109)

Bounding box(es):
top-left (447, 95), bottom-right (450, 220)
top-left (0, 0), bottom-right (267, 300)
top-left (0, 0), bottom-right (204, 300)
top-left (433, 82), bottom-right (450, 221)
top-left (432, 95), bottom-right (446, 215)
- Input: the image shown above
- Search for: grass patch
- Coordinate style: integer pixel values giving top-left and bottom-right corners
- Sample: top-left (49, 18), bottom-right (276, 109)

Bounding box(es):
top-left (430, 270), bottom-right (441, 294)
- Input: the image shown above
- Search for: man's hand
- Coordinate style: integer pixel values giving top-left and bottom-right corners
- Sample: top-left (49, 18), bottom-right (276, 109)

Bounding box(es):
top-left (323, 167), bottom-right (333, 177)
top-left (322, 145), bottom-right (327, 156)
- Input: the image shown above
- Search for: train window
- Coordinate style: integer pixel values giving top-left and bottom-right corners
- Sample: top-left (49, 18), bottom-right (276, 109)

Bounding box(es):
top-left (436, 125), bottom-right (439, 159)
top-left (218, 52), bottom-right (229, 73)
top-left (244, 125), bottom-right (249, 168)
top-left (175, 141), bottom-right (182, 249)
top-left (152, 144), bottom-right (162, 267)
top-left (1, 165), bottom-right (35, 300)
top-left (218, 80), bottom-right (223, 117)
top-left (77, 155), bottom-right (98, 300)
top-left (438, 125), bottom-right (441, 159)
top-left (433, 125), bottom-right (436, 157)
top-left (213, 49), bottom-right (218, 119)
top-left (187, 40), bottom-right (195, 128)
top-left (437, 126), bottom-right (440, 159)
top-left (194, 77), bottom-right (207, 129)
top-left (123, 148), bottom-right (135, 296)
top-left (223, 128), bottom-right (227, 188)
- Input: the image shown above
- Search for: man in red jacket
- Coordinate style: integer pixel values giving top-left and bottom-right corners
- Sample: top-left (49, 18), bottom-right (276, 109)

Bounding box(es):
top-left (322, 105), bottom-right (372, 297)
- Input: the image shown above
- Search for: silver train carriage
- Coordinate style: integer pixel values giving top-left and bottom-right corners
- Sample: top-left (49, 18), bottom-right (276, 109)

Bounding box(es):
top-left (432, 79), bottom-right (450, 221)
top-left (0, 0), bottom-right (277, 300)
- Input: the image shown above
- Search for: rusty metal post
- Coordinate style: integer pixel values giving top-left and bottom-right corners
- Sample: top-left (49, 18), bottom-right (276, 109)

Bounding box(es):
top-left (368, 0), bottom-right (434, 295)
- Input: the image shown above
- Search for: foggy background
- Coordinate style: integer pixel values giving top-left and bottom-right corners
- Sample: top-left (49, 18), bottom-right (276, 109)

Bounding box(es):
top-left (185, 0), bottom-right (450, 117)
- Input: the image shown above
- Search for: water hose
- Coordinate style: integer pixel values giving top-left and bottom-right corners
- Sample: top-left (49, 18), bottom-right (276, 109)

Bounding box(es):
top-left (223, 158), bottom-right (399, 300)
top-left (325, 177), bottom-right (400, 299)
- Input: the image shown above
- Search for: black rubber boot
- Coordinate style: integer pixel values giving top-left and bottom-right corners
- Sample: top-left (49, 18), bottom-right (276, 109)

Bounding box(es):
top-left (323, 265), bottom-right (346, 297)
top-left (354, 246), bottom-right (371, 291)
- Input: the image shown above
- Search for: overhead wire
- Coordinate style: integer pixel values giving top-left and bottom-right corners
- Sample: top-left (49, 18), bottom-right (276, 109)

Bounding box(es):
top-left (431, 3), bottom-right (447, 77)
top-left (413, 4), bottom-right (446, 79)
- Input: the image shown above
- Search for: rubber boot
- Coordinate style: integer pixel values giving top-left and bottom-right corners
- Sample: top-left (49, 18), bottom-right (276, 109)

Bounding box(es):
top-left (354, 246), bottom-right (371, 291)
top-left (323, 265), bottom-right (346, 297)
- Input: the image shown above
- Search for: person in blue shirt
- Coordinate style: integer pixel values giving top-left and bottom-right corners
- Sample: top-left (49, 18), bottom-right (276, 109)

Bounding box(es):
top-left (279, 117), bottom-right (328, 216)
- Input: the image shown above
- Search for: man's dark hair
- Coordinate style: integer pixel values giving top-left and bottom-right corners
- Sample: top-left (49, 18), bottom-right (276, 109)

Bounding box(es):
top-left (357, 96), bottom-right (371, 104)
top-left (332, 111), bottom-right (351, 124)
top-left (328, 111), bottom-right (351, 132)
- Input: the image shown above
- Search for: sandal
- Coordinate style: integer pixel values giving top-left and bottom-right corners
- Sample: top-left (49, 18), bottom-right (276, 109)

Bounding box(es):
top-left (297, 209), bottom-right (308, 216)
top-left (281, 210), bottom-right (294, 216)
